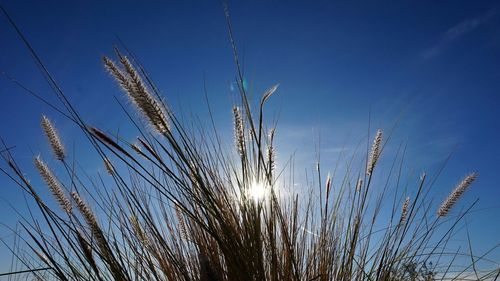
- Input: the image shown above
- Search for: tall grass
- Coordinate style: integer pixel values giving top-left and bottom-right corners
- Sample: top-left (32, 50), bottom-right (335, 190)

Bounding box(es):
top-left (0, 5), bottom-right (498, 281)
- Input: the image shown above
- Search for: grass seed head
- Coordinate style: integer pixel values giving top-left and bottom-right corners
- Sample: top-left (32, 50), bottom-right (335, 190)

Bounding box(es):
top-left (366, 129), bottom-right (383, 176)
top-left (103, 55), bottom-right (170, 135)
top-left (438, 173), bottom-right (478, 217)
top-left (34, 156), bottom-right (72, 213)
top-left (233, 106), bottom-right (245, 156)
top-left (41, 115), bottom-right (65, 161)
top-left (400, 196), bottom-right (410, 224)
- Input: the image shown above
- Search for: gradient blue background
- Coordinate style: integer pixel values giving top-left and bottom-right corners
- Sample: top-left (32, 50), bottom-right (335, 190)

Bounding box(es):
top-left (0, 0), bottom-right (499, 275)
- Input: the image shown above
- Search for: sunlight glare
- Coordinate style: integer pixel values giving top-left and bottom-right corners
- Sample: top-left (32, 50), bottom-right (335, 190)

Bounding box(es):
top-left (249, 180), bottom-right (266, 201)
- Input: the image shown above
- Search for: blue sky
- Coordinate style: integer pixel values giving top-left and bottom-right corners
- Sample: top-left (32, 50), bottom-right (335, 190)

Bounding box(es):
top-left (0, 0), bottom-right (499, 274)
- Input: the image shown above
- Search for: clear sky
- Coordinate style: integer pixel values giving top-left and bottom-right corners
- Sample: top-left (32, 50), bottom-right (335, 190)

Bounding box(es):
top-left (0, 0), bottom-right (499, 275)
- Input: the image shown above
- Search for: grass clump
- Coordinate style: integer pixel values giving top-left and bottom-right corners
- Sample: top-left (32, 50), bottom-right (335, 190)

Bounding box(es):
top-left (0, 9), bottom-right (498, 281)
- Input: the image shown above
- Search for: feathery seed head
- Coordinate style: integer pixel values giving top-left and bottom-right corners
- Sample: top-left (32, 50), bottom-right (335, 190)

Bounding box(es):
top-left (233, 106), bottom-right (245, 156)
top-left (267, 145), bottom-right (275, 173)
top-left (102, 56), bottom-right (135, 94)
top-left (400, 197), bottom-right (410, 224)
top-left (103, 55), bottom-right (170, 135)
top-left (34, 156), bottom-right (72, 213)
top-left (366, 129), bottom-right (383, 176)
top-left (437, 173), bottom-right (477, 217)
top-left (125, 62), bottom-right (170, 134)
top-left (71, 192), bottom-right (115, 266)
top-left (174, 205), bottom-right (189, 240)
top-left (71, 191), bottom-right (98, 229)
top-left (267, 128), bottom-right (276, 173)
top-left (130, 215), bottom-right (148, 244)
top-left (41, 115), bottom-right (65, 160)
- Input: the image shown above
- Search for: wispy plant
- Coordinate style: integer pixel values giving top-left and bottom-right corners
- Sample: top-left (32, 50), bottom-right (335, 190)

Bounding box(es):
top-left (366, 129), bottom-right (382, 176)
top-left (41, 115), bottom-right (65, 161)
top-left (34, 156), bottom-right (72, 213)
top-left (437, 173), bottom-right (478, 217)
top-left (103, 54), bottom-right (170, 135)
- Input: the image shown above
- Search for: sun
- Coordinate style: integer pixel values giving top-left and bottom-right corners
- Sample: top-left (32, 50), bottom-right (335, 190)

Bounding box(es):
top-left (248, 180), bottom-right (266, 201)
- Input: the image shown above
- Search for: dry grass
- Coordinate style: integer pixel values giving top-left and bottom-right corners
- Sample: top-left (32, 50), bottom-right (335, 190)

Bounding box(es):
top-left (0, 6), bottom-right (498, 281)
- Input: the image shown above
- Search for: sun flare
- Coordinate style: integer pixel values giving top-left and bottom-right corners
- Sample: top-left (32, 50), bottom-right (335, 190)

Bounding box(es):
top-left (248, 180), bottom-right (266, 201)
